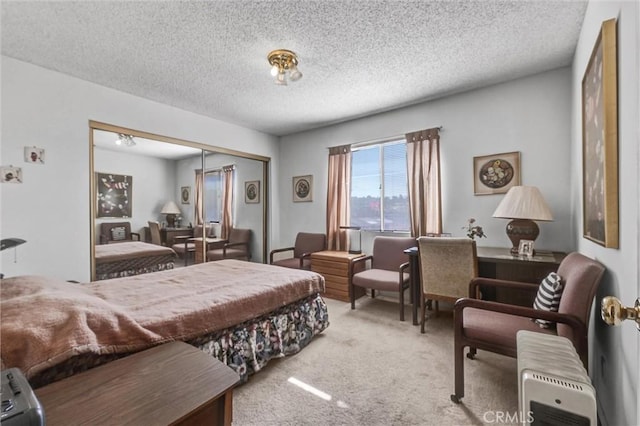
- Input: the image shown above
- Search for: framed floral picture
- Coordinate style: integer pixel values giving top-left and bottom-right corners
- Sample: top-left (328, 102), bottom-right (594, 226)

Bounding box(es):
top-left (1, 166), bottom-right (23, 183)
top-left (582, 18), bottom-right (618, 248)
top-left (293, 175), bottom-right (312, 202)
top-left (24, 146), bottom-right (45, 164)
top-left (473, 151), bottom-right (520, 195)
top-left (245, 180), bottom-right (260, 204)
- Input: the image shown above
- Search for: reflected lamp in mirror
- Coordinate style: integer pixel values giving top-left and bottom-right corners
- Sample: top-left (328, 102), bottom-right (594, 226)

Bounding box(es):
top-left (340, 226), bottom-right (362, 254)
top-left (161, 201), bottom-right (182, 228)
top-left (492, 186), bottom-right (553, 255)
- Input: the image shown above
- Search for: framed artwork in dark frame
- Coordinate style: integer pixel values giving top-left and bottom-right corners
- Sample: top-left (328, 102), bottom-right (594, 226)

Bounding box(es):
top-left (293, 175), bottom-right (312, 202)
top-left (96, 172), bottom-right (132, 218)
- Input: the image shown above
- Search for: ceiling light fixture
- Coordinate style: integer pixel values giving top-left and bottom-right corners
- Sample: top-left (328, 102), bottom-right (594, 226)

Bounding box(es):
top-left (268, 49), bottom-right (302, 86)
top-left (115, 133), bottom-right (136, 147)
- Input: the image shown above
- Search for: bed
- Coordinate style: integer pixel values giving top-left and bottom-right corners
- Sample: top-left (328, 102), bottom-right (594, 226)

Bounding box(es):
top-left (94, 241), bottom-right (177, 280)
top-left (1, 260), bottom-right (329, 388)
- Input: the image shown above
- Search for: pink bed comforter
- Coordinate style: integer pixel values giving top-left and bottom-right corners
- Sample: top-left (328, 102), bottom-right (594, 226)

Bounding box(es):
top-left (0, 260), bottom-right (325, 379)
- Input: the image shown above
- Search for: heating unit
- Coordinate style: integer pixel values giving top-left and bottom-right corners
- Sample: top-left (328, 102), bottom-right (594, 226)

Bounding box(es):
top-left (517, 330), bottom-right (596, 425)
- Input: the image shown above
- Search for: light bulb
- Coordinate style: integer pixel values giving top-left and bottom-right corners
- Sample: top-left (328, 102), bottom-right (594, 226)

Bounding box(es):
top-left (270, 65), bottom-right (279, 77)
top-left (289, 65), bottom-right (302, 82)
top-left (275, 71), bottom-right (287, 86)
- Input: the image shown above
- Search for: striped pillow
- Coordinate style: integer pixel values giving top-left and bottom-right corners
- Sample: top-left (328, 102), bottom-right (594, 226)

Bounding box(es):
top-left (533, 272), bottom-right (564, 328)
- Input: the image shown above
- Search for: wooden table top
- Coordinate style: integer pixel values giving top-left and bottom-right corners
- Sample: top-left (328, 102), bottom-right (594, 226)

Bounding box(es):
top-left (35, 342), bottom-right (239, 425)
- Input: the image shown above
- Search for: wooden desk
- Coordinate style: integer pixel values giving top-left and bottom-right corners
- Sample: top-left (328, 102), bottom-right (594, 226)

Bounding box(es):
top-left (311, 250), bottom-right (366, 302)
top-left (161, 227), bottom-right (193, 247)
top-left (405, 246), bottom-right (566, 325)
top-left (35, 342), bottom-right (239, 426)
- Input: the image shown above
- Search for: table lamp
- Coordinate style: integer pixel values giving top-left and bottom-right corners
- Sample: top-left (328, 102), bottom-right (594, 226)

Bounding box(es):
top-left (492, 186), bottom-right (553, 255)
top-left (161, 201), bottom-right (182, 228)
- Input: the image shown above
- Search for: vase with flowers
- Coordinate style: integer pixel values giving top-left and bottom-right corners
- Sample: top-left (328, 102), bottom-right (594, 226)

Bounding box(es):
top-left (463, 218), bottom-right (486, 240)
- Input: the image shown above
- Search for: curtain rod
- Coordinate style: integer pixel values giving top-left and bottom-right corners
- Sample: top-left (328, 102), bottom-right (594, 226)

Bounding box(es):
top-left (328, 126), bottom-right (443, 150)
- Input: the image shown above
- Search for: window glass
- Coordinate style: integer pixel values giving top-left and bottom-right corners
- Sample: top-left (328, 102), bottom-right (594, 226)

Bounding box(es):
top-left (350, 140), bottom-right (409, 231)
top-left (351, 146), bottom-right (381, 230)
top-left (383, 143), bottom-right (410, 231)
top-left (204, 171), bottom-right (222, 223)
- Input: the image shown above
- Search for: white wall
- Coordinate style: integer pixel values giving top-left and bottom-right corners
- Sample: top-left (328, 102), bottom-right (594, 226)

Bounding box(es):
top-left (0, 57), bottom-right (279, 282)
top-left (571, 2), bottom-right (639, 425)
top-left (94, 147), bottom-right (176, 237)
top-left (279, 68), bottom-right (573, 253)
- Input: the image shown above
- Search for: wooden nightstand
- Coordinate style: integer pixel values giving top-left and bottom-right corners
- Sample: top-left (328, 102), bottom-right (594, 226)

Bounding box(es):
top-left (35, 342), bottom-right (239, 426)
top-left (311, 250), bottom-right (366, 302)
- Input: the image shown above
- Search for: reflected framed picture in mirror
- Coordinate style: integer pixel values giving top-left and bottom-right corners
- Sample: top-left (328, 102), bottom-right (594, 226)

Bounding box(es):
top-left (293, 175), bottom-right (312, 202)
top-left (181, 186), bottom-right (191, 204)
top-left (245, 180), bottom-right (260, 204)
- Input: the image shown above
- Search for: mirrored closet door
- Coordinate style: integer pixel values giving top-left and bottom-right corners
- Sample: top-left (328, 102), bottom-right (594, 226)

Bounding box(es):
top-left (89, 121), bottom-right (268, 280)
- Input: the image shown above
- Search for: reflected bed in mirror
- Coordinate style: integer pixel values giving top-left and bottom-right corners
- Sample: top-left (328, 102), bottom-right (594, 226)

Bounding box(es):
top-left (90, 121), bottom-right (269, 281)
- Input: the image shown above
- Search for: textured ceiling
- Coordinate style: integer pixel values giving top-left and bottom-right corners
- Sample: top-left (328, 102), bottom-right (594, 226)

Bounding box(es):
top-left (1, 1), bottom-right (587, 136)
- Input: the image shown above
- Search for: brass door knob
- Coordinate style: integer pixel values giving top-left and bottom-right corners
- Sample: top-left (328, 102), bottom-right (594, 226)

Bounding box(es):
top-left (601, 296), bottom-right (640, 330)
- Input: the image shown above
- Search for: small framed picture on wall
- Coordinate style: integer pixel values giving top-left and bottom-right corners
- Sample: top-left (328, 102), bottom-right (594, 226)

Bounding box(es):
top-left (1, 166), bottom-right (23, 183)
top-left (245, 180), bottom-right (260, 204)
top-left (181, 186), bottom-right (191, 204)
top-left (24, 146), bottom-right (45, 164)
top-left (473, 151), bottom-right (521, 195)
top-left (293, 175), bottom-right (313, 202)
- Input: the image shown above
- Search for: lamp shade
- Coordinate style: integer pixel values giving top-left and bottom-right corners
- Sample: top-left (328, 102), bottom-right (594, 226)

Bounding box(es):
top-left (161, 201), bottom-right (181, 215)
top-left (492, 186), bottom-right (553, 221)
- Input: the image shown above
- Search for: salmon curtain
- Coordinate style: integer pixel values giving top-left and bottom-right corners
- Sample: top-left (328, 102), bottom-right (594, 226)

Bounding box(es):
top-left (194, 169), bottom-right (204, 225)
top-left (406, 128), bottom-right (442, 237)
top-left (326, 145), bottom-right (351, 250)
top-left (221, 165), bottom-right (235, 239)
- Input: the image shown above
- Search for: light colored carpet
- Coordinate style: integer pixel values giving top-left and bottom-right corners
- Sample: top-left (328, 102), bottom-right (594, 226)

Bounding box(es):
top-left (233, 296), bottom-right (519, 426)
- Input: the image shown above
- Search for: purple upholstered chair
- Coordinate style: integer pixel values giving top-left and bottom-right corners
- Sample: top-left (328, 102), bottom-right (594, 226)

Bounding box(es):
top-left (172, 224), bottom-right (211, 265)
top-left (269, 232), bottom-right (326, 270)
top-left (206, 228), bottom-right (252, 261)
top-left (349, 236), bottom-right (416, 321)
top-left (450, 252), bottom-right (605, 403)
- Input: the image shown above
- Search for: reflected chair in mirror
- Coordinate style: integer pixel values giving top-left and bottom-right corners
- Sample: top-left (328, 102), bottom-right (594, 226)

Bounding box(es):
top-left (450, 252), bottom-right (605, 403)
top-left (349, 236), bottom-right (416, 321)
top-left (99, 222), bottom-right (140, 244)
top-left (269, 232), bottom-right (327, 270)
top-left (207, 228), bottom-right (252, 261)
top-left (147, 221), bottom-right (162, 245)
top-left (171, 224), bottom-right (210, 266)
top-left (417, 237), bottom-right (477, 333)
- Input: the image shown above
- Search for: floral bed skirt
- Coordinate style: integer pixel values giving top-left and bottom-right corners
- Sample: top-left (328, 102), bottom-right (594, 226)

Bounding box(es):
top-left (189, 293), bottom-right (329, 381)
top-left (95, 257), bottom-right (174, 280)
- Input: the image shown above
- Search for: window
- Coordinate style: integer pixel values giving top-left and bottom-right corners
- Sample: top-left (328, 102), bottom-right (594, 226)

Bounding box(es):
top-left (350, 140), bottom-right (410, 231)
top-left (204, 170), bottom-right (222, 223)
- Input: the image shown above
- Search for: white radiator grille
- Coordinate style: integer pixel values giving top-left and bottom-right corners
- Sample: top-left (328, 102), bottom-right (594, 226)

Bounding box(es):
top-left (517, 331), bottom-right (597, 426)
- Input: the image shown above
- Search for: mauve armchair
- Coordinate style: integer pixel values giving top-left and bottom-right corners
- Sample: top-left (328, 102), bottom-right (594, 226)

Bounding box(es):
top-left (269, 232), bottom-right (326, 270)
top-left (349, 236), bottom-right (416, 321)
top-left (207, 228), bottom-right (252, 261)
top-left (172, 224), bottom-right (211, 266)
top-left (450, 252), bottom-right (605, 403)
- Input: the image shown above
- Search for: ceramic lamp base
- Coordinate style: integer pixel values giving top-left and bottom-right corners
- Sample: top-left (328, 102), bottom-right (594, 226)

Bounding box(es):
top-left (166, 214), bottom-right (177, 228)
top-left (506, 219), bottom-right (539, 255)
